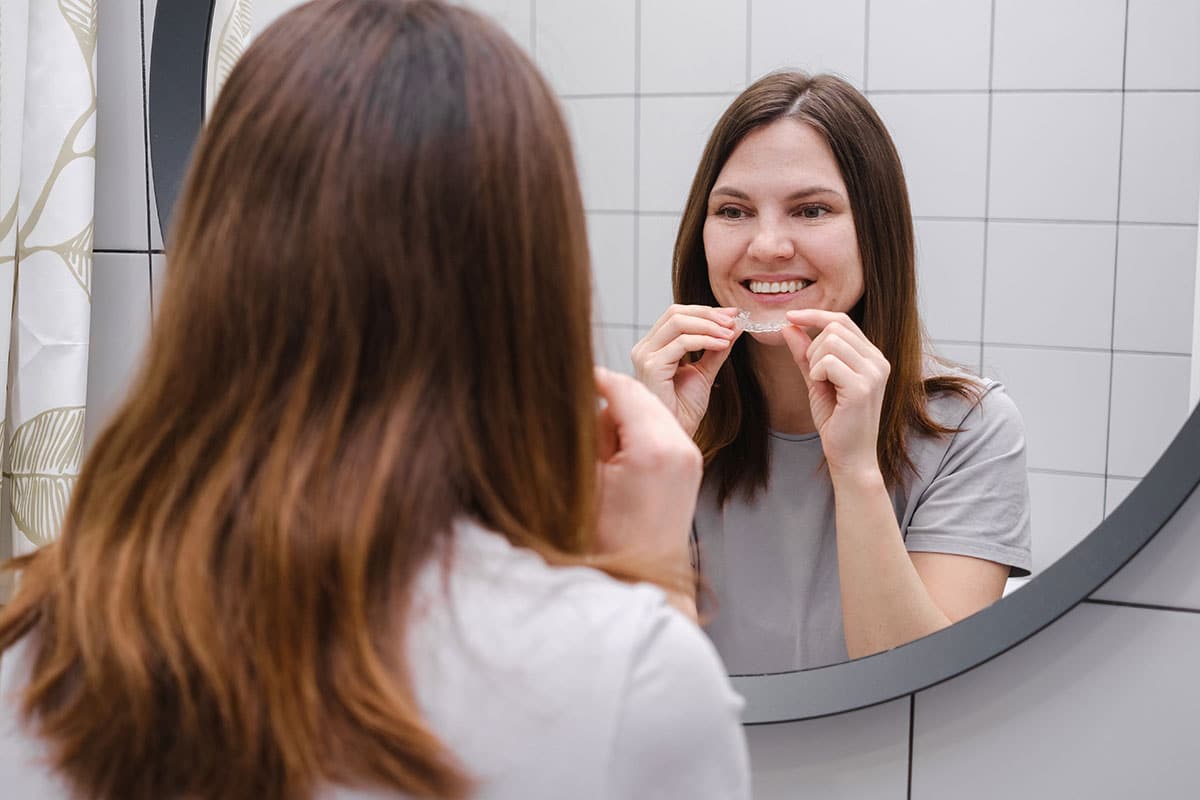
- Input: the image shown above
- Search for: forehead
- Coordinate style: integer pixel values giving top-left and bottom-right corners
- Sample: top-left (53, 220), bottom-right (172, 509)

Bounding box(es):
top-left (714, 118), bottom-right (846, 192)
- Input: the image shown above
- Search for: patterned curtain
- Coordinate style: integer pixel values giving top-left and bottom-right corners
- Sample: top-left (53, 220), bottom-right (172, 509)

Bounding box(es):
top-left (0, 0), bottom-right (96, 567)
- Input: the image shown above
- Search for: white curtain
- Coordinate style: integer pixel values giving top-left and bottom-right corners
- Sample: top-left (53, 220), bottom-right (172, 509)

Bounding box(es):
top-left (0, 0), bottom-right (96, 564)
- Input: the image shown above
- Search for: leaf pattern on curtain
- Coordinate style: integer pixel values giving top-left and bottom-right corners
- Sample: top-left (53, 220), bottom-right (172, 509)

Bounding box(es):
top-left (58, 0), bottom-right (98, 65)
top-left (6, 406), bottom-right (85, 548)
top-left (214, 0), bottom-right (252, 101)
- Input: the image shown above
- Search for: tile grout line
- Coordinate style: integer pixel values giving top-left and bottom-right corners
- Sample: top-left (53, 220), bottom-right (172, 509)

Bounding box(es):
top-left (1085, 598), bottom-right (1200, 615)
top-left (529, 0), bottom-right (536, 60)
top-left (1102, 0), bottom-right (1133, 515)
top-left (907, 693), bottom-right (916, 800)
top-left (631, 0), bottom-right (641, 335)
top-left (862, 0), bottom-right (870, 91)
top-left (745, 0), bottom-right (752, 84)
top-left (139, 0), bottom-right (155, 319)
top-left (978, 0), bottom-right (997, 373)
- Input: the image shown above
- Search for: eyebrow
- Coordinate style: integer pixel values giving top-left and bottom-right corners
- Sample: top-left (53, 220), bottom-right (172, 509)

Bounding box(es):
top-left (709, 185), bottom-right (843, 202)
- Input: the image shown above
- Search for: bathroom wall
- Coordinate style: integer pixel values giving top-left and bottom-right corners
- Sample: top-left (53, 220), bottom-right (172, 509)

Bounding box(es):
top-left (76, 1), bottom-right (1200, 796)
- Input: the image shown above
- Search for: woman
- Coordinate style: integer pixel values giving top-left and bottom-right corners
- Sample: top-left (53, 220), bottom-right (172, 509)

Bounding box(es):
top-left (0, 2), bottom-right (749, 798)
top-left (633, 72), bottom-right (1032, 673)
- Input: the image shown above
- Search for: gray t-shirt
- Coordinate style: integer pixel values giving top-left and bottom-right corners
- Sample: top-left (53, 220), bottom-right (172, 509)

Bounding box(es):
top-left (696, 374), bottom-right (1033, 675)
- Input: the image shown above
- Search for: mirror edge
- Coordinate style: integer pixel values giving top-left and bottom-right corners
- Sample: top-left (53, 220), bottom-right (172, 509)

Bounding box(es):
top-left (148, 0), bottom-right (1200, 724)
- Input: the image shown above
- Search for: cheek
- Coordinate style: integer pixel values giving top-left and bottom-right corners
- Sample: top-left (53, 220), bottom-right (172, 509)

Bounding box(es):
top-left (703, 222), bottom-right (738, 277)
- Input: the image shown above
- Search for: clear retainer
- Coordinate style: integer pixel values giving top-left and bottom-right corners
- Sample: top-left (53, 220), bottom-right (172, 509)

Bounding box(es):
top-left (736, 309), bottom-right (789, 333)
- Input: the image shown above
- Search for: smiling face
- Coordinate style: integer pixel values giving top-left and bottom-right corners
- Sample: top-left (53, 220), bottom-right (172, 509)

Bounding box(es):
top-left (703, 119), bottom-right (864, 344)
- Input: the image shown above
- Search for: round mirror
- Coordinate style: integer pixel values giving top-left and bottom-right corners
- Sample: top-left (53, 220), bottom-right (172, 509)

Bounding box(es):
top-left (150, 0), bottom-right (1200, 721)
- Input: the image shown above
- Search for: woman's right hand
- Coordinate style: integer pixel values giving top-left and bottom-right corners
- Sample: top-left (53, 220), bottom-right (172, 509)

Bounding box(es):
top-left (631, 305), bottom-right (742, 436)
top-left (593, 367), bottom-right (704, 569)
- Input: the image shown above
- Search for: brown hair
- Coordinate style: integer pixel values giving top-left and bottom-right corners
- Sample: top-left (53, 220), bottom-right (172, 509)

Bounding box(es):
top-left (674, 72), bottom-right (978, 503)
top-left (0, 1), bottom-right (643, 797)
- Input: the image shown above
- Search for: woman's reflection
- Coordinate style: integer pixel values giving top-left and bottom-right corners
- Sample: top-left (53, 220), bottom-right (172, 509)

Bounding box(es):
top-left (633, 72), bottom-right (1032, 673)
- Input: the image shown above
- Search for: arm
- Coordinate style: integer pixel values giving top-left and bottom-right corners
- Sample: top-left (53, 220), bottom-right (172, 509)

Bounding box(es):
top-left (782, 310), bottom-right (1023, 659)
top-left (830, 468), bottom-right (1009, 659)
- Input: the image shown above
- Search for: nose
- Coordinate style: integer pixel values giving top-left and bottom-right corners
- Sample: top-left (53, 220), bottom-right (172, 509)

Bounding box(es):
top-left (747, 219), bottom-right (795, 262)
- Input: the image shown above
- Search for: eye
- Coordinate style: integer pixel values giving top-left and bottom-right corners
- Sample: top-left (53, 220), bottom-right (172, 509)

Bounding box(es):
top-left (717, 206), bottom-right (749, 220)
top-left (797, 205), bottom-right (830, 219)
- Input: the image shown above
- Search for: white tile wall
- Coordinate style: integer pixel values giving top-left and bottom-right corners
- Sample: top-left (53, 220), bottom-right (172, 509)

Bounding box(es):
top-left (459, 0), bottom-right (531, 52)
top-left (593, 325), bottom-right (637, 377)
top-left (870, 94), bottom-right (990, 218)
top-left (562, 97), bottom-right (636, 211)
top-left (746, 697), bottom-right (909, 800)
top-left (989, 93), bottom-right (1123, 222)
top-left (638, 95), bottom-right (735, 213)
top-left (914, 219), bottom-right (986, 342)
top-left (84, 254), bottom-right (152, 452)
top-left (587, 213), bottom-right (636, 326)
top-left (1113, 224), bottom-right (1198, 354)
top-left (1027, 471), bottom-right (1106, 572)
top-left (1107, 352), bottom-right (1192, 477)
top-left (749, 0), bottom-right (866, 88)
top-left (1093, 481), bottom-right (1200, 610)
top-left (911, 602), bottom-right (1200, 798)
top-left (1124, 0), bottom-right (1200, 90)
top-left (640, 0), bottom-right (747, 94)
top-left (866, 0), bottom-right (991, 91)
top-left (929, 341), bottom-right (981, 373)
top-left (535, 0), bottom-right (635, 96)
top-left (143, 0), bottom-right (163, 250)
top-left (1104, 476), bottom-right (1141, 516)
top-left (1119, 92), bottom-right (1200, 225)
top-left (96, 0), bottom-right (150, 251)
top-left (991, 0), bottom-right (1125, 90)
top-left (636, 214), bottom-right (681, 327)
top-left (983, 345), bottom-right (1111, 474)
top-left (983, 222), bottom-right (1116, 349)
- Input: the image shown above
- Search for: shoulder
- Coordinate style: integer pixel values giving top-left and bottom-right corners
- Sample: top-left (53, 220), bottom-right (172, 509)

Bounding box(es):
top-left (607, 596), bottom-right (750, 798)
top-left (922, 359), bottom-right (1024, 439)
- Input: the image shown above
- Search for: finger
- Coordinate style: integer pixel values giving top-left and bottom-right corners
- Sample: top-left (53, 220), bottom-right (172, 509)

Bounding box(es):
top-left (805, 332), bottom-right (874, 377)
top-left (807, 353), bottom-right (867, 393)
top-left (594, 366), bottom-right (686, 443)
top-left (780, 324), bottom-right (814, 377)
top-left (783, 309), bottom-right (863, 341)
top-left (646, 304), bottom-right (739, 337)
top-left (639, 312), bottom-right (738, 354)
top-left (650, 334), bottom-right (732, 371)
top-left (692, 326), bottom-right (743, 383)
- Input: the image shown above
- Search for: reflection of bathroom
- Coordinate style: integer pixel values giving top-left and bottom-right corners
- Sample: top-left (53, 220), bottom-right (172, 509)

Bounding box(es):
top-left (5, 0), bottom-right (1199, 797)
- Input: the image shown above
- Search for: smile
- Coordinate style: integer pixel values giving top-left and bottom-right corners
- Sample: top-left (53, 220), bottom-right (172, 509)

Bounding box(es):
top-left (745, 279), bottom-right (813, 294)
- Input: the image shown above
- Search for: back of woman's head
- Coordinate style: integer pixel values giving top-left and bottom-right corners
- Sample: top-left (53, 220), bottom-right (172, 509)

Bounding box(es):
top-left (0, 1), bottom-right (594, 797)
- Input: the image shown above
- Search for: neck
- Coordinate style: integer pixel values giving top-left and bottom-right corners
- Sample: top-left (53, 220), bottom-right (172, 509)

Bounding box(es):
top-left (747, 339), bottom-right (816, 435)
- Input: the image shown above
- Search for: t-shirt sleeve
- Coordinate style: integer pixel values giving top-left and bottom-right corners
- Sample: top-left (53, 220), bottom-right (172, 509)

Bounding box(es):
top-left (903, 383), bottom-right (1034, 577)
top-left (607, 601), bottom-right (751, 800)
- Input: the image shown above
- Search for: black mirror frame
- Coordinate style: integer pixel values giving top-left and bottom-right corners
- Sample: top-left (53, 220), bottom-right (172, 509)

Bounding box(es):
top-left (149, 0), bottom-right (1200, 724)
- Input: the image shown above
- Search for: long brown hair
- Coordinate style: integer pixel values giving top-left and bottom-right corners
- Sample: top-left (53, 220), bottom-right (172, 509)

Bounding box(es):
top-left (0, 1), bottom-right (626, 797)
top-left (675, 72), bottom-right (978, 503)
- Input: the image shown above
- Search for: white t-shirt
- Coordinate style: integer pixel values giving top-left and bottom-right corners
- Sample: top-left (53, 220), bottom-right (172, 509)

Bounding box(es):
top-left (0, 519), bottom-right (751, 799)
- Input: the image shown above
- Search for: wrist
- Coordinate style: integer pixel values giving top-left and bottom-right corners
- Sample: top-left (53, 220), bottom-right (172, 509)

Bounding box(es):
top-left (828, 462), bottom-right (886, 492)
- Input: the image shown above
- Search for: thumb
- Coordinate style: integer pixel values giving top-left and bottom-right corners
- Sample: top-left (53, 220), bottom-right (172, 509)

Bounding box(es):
top-left (781, 325), bottom-right (815, 387)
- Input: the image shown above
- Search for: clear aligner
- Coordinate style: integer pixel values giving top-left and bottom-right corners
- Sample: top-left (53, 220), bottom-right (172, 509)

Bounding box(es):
top-left (736, 309), bottom-right (788, 333)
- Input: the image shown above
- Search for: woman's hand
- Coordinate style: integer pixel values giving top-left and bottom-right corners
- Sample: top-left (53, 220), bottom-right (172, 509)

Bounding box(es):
top-left (631, 305), bottom-right (742, 436)
top-left (593, 367), bottom-right (704, 566)
top-left (781, 309), bottom-right (890, 480)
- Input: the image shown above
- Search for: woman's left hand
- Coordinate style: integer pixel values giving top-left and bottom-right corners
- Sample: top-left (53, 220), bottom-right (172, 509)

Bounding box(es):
top-left (781, 309), bottom-right (890, 480)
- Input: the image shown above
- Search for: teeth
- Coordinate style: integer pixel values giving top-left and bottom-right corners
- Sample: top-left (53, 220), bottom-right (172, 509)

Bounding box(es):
top-left (748, 279), bottom-right (811, 294)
